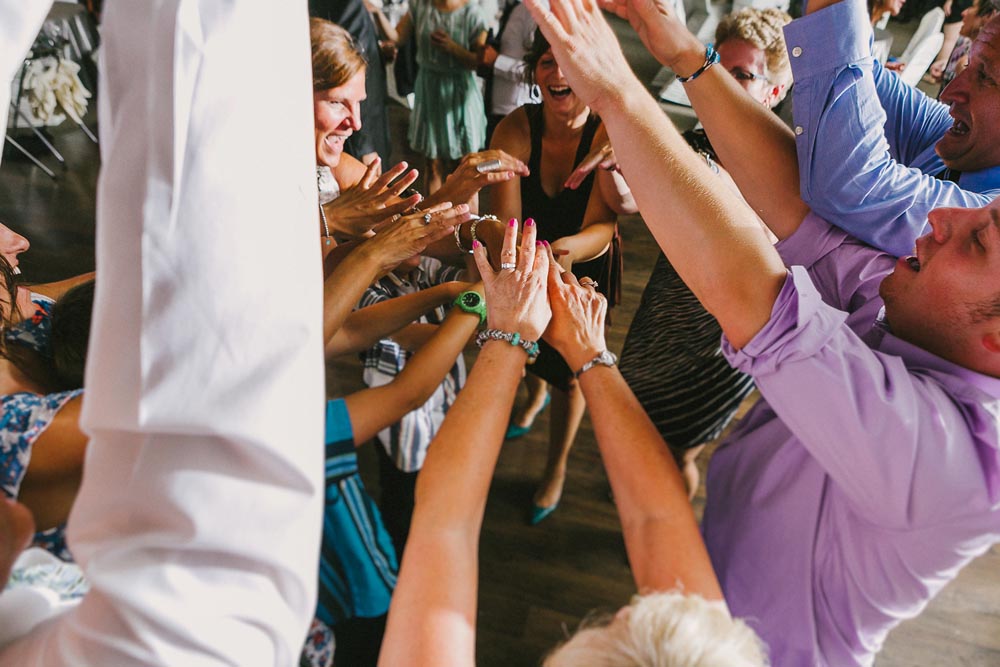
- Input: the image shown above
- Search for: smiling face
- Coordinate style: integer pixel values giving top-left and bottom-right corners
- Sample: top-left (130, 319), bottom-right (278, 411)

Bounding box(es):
top-left (313, 68), bottom-right (366, 170)
top-left (937, 16), bottom-right (1000, 171)
top-left (535, 49), bottom-right (587, 117)
top-left (880, 201), bottom-right (1000, 367)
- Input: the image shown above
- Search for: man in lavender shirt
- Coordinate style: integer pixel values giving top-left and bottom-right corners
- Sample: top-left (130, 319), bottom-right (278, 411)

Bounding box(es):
top-left (524, 0), bottom-right (1000, 666)
top-left (787, 0), bottom-right (1000, 257)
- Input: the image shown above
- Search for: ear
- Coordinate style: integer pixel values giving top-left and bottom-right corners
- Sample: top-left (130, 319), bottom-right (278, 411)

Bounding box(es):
top-left (981, 329), bottom-right (1000, 354)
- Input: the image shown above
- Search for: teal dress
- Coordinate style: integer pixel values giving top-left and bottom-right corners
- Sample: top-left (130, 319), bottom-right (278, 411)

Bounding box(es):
top-left (407, 0), bottom-right (487, 160)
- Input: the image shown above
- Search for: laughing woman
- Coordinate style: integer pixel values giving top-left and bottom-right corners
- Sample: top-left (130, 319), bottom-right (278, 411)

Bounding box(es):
top-left (489, 30), bottom-right (622, 525)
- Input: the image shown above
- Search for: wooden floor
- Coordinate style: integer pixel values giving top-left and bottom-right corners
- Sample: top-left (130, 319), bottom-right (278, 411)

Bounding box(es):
top-left (1, 12), bottom-right (998, 666)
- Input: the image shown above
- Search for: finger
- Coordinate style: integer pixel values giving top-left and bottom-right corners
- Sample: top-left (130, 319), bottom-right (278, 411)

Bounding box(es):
top-left (564, 162), bottom-right (592, 189)
top-left (371, 160), bottom-right (410, 193)
top-left (472, 238), bottom-right (495, 285)
top-left (385, 168), bottom-right (420, 198)
top-left (518, 218), bottom-right (537, 272)
top-left (545, 245), bottom-right (568, 299)
top-left (380, 195), bottom-right (423, 219)
top-left (361, 157), bottom-right (383, 189)
top-left (499, 217), bottom-right (519, 270)
top-left (526, 0), bottom-right (572, 46)
top-left (532, 235), bottom-right (549, 280)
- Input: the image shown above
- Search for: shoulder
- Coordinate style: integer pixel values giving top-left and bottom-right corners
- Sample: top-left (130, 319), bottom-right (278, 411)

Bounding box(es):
top-left (491, 107), bottom-right (531, 159)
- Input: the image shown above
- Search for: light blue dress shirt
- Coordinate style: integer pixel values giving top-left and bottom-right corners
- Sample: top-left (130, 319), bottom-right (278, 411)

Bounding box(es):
top-left (784, 0), bottom-right (1000, 257)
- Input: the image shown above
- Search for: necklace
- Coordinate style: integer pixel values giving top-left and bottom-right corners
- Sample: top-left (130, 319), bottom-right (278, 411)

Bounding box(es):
top-left (319, 203), bottom-right (332, 246)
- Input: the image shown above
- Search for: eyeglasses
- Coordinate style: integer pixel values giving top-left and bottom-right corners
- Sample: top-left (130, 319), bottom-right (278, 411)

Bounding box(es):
top-left (730, 68), bottom-right (770, 83)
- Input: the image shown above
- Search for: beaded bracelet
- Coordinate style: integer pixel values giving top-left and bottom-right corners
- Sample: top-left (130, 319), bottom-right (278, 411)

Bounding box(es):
top-left (676, 44), bottom-right (720, 84)
top-left (454, 214), bottom-right (500, 254)
top-left (476, 328), bottom-right (540, 362)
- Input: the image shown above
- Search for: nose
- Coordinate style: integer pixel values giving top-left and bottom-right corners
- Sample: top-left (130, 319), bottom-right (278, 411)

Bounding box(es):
top-left (348, 102), bottom-right (363, 131)
top-left (0, 224), bottom-right (29, 259)
top-left (927, 210), bottom-right (954, 244)
top-left (939, 63), bottom-right (970, 104)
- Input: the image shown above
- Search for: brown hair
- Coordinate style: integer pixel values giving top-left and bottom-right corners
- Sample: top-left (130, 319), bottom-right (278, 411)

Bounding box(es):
top-left (310, 17), bottom-right (367, 92)
top-left (715, 8), bottom-right (793, 90)
top-left (523, 28), bottom-right (550, 87)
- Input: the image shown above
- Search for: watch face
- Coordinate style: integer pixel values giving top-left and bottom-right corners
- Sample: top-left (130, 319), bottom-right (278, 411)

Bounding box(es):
top-left (461, 292), bottom-right (482, 308)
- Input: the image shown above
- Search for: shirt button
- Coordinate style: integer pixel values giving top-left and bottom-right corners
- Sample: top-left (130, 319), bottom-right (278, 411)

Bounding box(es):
top-left (795, 126), bottom-right (804, 135)
top-left (792, 46), bottom-right (803, 57)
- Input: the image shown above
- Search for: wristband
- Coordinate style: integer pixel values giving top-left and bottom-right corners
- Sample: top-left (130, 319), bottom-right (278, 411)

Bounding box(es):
top-left (573, 350), bottom-right (617, 378)
top-left (454, 214), bottom-right (500, 254)
top-left (476, 328), bottom-right (540, 362)
top-left (675, 44), bottom-right (720, 84)
top-left (453, 290), bottom-right (487, 326)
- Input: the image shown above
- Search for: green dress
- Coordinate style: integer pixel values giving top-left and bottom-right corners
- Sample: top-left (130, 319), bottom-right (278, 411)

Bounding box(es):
top-left (407, 0), bottom-right (487, 160)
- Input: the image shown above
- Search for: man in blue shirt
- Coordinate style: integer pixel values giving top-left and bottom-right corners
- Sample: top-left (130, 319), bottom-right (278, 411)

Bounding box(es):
top-left (787, 0), bottom-right (1000, 256)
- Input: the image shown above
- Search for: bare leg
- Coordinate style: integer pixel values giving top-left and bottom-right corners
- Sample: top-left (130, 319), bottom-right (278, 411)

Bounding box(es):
top-left (674, 444), bottom-right (707, 500)
top-left (533, 380), bottom-right (586, 511)
top-left (511, 374), bottom-right (550, 430)
top-left (0, 499), bottom-right (33, 589)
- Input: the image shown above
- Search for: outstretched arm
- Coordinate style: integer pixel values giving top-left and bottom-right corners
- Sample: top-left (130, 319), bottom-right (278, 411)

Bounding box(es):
top-left (326, 281), bottom-right (468, 358)
top-left (379, 221), bottom-right (551, 667)
top-left (544, 262), bottom-right (722, 598)
top-left (343, 286), bottom-right (482, 444)
top-left (527, 0), bottom-right (786, 349)
top-left (786, 0), bottom-right (993, 256)
top-left (601, 0), bottom-right (808, 239)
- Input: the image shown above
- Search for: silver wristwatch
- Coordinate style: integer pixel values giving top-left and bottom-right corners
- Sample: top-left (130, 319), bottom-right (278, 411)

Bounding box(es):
top-left (574, 350), bottom-right (617, 378)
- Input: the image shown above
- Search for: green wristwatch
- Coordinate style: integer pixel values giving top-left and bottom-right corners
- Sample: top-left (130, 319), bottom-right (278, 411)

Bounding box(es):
top-left (453, 290), bottom-right (487, 325)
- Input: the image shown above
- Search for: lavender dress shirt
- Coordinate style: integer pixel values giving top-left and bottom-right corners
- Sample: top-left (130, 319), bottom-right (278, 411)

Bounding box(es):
top-left (785, 0), bottom-right (1000, 258)
top-left (704, 213), bottom-right (1000, 666)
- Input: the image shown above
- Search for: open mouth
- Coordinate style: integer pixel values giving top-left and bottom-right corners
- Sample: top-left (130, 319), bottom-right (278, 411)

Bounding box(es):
top-left (547, 85), bottom-right (572, 99)
top-left (905, 255), bottom-right (921, 272)
top-left (324, 134), bottom-right (348, 151)
top-left (948, 118), bottom-right (970, 137)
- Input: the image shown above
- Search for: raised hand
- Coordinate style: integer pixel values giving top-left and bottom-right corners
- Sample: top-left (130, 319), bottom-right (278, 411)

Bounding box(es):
top-left (523, 0), bottom-right (637, 111)
top-left (428, 149), bottom-right (531, 207)
top-left (361, 202), bottom-right (471, 276)
top-left (473, 218), bottom-right (551, 341)
top-left (564, 139), bottom-right (619, 190)
top-left (321, 158), bottom-right (422, 237)
top-left (597, 0), bottom-right (702, 73)
top-left (543, 257), bottom-right (609, 372)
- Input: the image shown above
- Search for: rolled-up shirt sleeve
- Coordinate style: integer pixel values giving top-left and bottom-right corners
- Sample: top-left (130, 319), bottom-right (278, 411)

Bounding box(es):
top-left (786, 0), bottom-right (996, 258)
top-left (723, 269), bottom-right (997, 527)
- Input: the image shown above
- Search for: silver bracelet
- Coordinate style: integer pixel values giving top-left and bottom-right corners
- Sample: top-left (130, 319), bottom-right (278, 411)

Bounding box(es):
top-left (454, 214), bottom-right (500, 254)
top-left (573, 350), bottom-right (617, 378)
top-left (476, 328), bottom-right (540, 362)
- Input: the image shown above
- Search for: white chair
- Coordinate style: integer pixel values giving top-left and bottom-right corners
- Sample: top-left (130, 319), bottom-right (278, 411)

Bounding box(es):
top-left (900, 30), bottom-right (945, 86)
top-left (900, 7), bottom-right (946, 64)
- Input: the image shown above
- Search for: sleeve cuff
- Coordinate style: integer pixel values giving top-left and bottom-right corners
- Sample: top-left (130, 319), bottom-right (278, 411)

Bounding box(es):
top-left (723, 267), bottom-right (849, 376)
top-left (785, 0), bottom-right (873, 81)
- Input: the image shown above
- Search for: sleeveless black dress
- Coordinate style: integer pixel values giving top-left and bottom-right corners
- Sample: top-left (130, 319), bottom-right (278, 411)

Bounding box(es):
top-left (520, 103), bottom-right (616, 390)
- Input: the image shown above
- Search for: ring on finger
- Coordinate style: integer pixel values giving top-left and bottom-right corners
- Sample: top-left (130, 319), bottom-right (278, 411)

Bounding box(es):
top-left (423, 213), bottom-right (432, 225)
top-left (500, 262), bottom-right (517, 270)
top-left (580, 278), bottom-right (598, 289)
top-left (476, 159), bottom-right (503, 173)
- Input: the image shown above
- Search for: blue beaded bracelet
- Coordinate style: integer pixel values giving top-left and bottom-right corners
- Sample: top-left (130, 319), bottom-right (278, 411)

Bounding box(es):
top-left (475, 328), bottom-right (540, 362)
top-left (676, 44), bottom-right (720, 84)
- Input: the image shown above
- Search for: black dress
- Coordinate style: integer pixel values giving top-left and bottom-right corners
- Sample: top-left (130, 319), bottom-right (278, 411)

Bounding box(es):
top-left (520, 103), bottom-right (616, 390)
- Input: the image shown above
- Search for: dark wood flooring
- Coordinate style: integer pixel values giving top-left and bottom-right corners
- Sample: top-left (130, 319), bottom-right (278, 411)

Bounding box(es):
top-left (1, 12), bottom-right (997, 667)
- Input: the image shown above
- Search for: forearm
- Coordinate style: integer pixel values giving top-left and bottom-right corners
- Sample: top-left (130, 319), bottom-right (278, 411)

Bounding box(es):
top-left (578, 366), bottom-right (723, 598)
top-left (447, 44), bottom-right (478, 70)
top-left (379, 342), bottom-right (526, 667)
top-left (552, 222), bottom-right (615, 264)
top-left (29, 272), bottom-right (96, 303)
top-left (326, 282), bottom-right (464, 357)
top-left (598, 169), bottom-right (637, 215)
top-left (390, 322), bottom-right (439, 350)
top-left (323, 246), bottom-right (381, 343)
top-left (674, 50), bottom-right (806, 240)
top-left (592, 84), bottom-right (786, 348)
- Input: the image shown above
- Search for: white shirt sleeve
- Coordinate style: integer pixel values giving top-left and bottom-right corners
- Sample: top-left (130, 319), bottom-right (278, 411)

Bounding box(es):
top-left (0, 2), bottom-right (325, 665)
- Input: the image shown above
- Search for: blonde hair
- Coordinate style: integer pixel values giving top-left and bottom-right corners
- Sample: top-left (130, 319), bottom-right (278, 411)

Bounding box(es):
top-left (310, 17), bottom-right (367, 92)
top-left (715, 8), bottom-right (793, 92)
top-left (544, 592), bottom-right (768, 667)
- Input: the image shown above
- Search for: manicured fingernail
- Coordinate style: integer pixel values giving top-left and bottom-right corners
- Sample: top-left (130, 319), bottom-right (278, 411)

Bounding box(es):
top-left (508, 218), bottom-right (517, 227)
top-left (536, 240), bottom-right (543, 247)
top-left (472, 240), bottom-right (481, 249)
top-left (542, 240), bottom-right (550, 247)
top-left (525, 218), bottom-right (535, 227)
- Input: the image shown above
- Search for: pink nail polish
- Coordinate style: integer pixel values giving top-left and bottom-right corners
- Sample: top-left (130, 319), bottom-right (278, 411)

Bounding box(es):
top-left (525, 218), bottom-right (535, 227)
top-left (508, 218), bottom-right (517, 227)
top-left (542, 240), bottom-right (550, 247)
top-left (472, 240), bottom-right (481, 249)
top-left (536, 240), bottom-right (543, 247)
